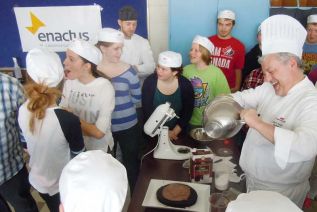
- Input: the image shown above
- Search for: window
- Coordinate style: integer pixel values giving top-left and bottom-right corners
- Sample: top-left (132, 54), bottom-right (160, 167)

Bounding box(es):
top-left (271, 0), bottom-right (297, 7)
top-left (271, 0), bottom-right (317, 7)
top-left (300, 0), bottom-right (317, 7)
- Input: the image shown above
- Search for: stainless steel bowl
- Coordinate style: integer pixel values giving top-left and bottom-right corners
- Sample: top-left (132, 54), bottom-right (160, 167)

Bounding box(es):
top-left (203, 95), bottom-right (244, 140)
top-left (189, 128), bottom-right (214, 142)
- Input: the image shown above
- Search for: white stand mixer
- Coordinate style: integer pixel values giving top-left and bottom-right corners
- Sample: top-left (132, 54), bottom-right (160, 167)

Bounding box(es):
top-left (144, 102), bottom-right (191, 160)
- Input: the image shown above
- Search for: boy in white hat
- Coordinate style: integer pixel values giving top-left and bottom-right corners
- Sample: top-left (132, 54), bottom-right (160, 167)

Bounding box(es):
top-left (60, 39), bottom-right (115, 153)
top-left (18, 48), bottom-right (85, 212)
top-left (208, 9), bottom-right (245, 93)
top-left (303, 15), bottom-right (317, 84)
top-left (142, 51), bottom-right (194, 140)
top-left (231, 14), bottom-right (317, 207)
top-left (118, 5), bottom-right (155, 86)
top-left (59, 150), bottom-right (128, 212)
top-left (183, 35), bottom-right (230, 128)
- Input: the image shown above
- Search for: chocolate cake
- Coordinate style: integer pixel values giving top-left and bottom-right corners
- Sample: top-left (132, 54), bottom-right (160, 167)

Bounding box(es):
top-left (156, 183), bottom-right (197, 208)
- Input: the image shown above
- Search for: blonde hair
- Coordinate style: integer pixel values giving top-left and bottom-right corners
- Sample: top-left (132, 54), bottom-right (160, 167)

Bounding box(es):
top-left (199, 45), bottom-right (211, 65)
top-left (24, 82), bottom-right (61, 134)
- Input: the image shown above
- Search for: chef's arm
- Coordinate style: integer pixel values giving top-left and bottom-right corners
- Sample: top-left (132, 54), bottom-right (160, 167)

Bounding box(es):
top-left (80, 120), bottom-right (105, 139)
top-left (240, 108), bottom-right (275, 143)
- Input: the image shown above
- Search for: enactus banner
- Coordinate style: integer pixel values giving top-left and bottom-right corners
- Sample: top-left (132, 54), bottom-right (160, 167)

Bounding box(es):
top-left (14, 5), bottom-right (102, 52)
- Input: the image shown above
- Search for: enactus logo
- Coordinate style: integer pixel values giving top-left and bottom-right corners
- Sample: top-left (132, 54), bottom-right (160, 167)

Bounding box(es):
top-left (26, 11), bottom-right (89, 42)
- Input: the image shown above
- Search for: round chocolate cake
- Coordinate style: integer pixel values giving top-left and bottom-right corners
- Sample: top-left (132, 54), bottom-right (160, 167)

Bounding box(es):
top-left (156, 183), bottom-right (197, 208)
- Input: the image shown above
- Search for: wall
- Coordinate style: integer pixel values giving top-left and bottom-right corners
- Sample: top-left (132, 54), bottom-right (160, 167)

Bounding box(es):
top-left (169, 0), bottom-right (270, 65)
top-left (147, 0), bottom-right (169, 62)
top-left (0, 0), bottom-right (147, 67)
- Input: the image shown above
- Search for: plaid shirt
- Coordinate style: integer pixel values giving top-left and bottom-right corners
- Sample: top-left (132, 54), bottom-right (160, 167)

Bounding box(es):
top-left (0, 73), bottom-right (25, 185)
top-left (241, 68), bottom-right (264, 91)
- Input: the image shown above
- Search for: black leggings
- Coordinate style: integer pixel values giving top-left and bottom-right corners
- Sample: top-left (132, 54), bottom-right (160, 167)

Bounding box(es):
top-left (0, 195), bottom-right (11, 212)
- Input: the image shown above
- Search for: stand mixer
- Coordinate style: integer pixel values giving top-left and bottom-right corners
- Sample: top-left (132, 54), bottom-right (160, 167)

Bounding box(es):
top-left (144, 102), bottom-right (191, 160)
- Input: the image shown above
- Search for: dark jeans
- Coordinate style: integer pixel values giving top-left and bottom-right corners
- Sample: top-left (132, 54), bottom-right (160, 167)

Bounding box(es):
top-left (0, 165), bottom-right (38, 212)
top-left (113, 123), bottom-right (142, 194)
top-left (39, 192), bottom-right (60, 212)
top-left (137, 107), bottom-right (148, 158)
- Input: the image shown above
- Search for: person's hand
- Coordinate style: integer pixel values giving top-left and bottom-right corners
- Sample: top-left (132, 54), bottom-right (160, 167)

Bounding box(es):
top-left (168, 130), bottom-right (179, 141)
top-left (240, 109), bottom-right (260, 129)
top-left (168, 125), bottom-right (182, 141)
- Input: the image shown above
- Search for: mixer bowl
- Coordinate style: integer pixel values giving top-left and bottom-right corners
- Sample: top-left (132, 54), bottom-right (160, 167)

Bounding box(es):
top-left (203, 95), bottom-right (244, 140)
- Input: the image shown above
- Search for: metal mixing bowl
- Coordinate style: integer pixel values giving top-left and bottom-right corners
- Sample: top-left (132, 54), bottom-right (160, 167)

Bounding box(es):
top-left (189, 128), bottom-right (214, 142)
top-left (203, 95), bottom-right (244, 140)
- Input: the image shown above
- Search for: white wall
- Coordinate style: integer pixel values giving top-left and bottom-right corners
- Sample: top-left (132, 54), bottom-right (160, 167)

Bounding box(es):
top-left (169, 0), bottom-right (270, 65)
top-left (147, 0), bottom-right (169, 62)
top-left (147, 0), bottom-right (270, 65)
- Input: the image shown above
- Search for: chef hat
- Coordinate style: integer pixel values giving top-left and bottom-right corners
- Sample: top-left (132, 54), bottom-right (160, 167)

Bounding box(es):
top-left (68, 40), bottom-right (102, 65)
top-left (26, 48), bottom-right (63, 87)
top-left (59, 150), bottom-right (128, 212)
top-left (218, 10), bottom-right (235, 20)
top-left (257, 24), bottom-right (261, 34)
top-left (98, 28), bottom-right (124, 43)
top-left (192, 35), bottom-right (214, 54)
top-left (119, 5), bottom-right (138, 21)
top-left (226, 190), bottom-right (301, 212)
top-left (158, 51), bottom-right (182, 68)
top-left (261, 14), bottom-right (307, 58)
top-left (307, 14), bottom-right (317, 24)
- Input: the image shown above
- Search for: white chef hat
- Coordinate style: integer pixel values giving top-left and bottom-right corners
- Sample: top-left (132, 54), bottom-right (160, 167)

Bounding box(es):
top-left (98, 28), bottom-right (124, 43)
top-left (307, 14), bottom-right (317, 24)
top-left (257, 24), bottom-right (261, 34)
top-left (226, 190), bottom-right (301, 212)
top-left (192, 35), bottom-right (214, 54)
top-left (59, 150), bottom-right (128, 212)
top-left (158, 51), bottom-right (182, 68)
top-left (261, 14), bottom-right (307, 58)
top-left (218, 10), bottom-right (235, 20)
top-left (68, 40), bottom-right (102, 65)
top-left (26, 48), bottom-right (63, 87)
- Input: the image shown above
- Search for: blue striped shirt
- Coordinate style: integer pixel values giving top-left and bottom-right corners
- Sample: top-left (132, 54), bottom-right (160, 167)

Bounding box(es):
top-left (111, 67), bottom-right (141, 132)
top-left (0, 73), bottom-right (25, 185)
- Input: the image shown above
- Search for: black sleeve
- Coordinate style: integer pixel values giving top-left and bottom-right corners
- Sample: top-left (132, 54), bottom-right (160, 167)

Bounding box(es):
top-left (242, 44), bottom-right (262, 81)
top-left (142, 74), bottom-right (156, 123)
top-left (178, 76), bottom-right (195, 131)
top-left (55, 109), bottom-right (85, 156)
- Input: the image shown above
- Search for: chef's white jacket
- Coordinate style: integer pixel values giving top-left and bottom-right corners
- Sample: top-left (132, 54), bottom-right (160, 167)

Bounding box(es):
top-left (120, 34), bottom-right (155, 84)
top-left (232, 77), bottom-right (317, 206)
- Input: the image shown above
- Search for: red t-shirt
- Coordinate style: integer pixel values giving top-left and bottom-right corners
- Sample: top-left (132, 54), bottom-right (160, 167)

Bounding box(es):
top-left (209, 35), bottom-right (245, 88)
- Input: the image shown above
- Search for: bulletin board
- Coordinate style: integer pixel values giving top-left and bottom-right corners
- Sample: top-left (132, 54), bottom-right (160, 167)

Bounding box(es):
top-left (0, 0), bottom-right (147, 67)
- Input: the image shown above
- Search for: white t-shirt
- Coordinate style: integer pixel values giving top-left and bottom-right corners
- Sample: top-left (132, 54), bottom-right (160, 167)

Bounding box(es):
top-left (19, 105), bottom-right (84, 195)
top-left (60, 77), bottom-right (115, 152)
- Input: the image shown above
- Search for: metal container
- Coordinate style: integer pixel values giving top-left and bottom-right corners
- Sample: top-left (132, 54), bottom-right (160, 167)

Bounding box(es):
top-left (203, 95), bottom-right (244, 140)
top-left (189, 128), bottom-right (213, 142)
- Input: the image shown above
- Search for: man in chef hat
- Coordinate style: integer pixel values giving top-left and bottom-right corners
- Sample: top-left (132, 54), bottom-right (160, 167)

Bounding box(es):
top-left (231, 14), bottom-right (317, 208)
top-left (59, 150), bottom-right (128, 212)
